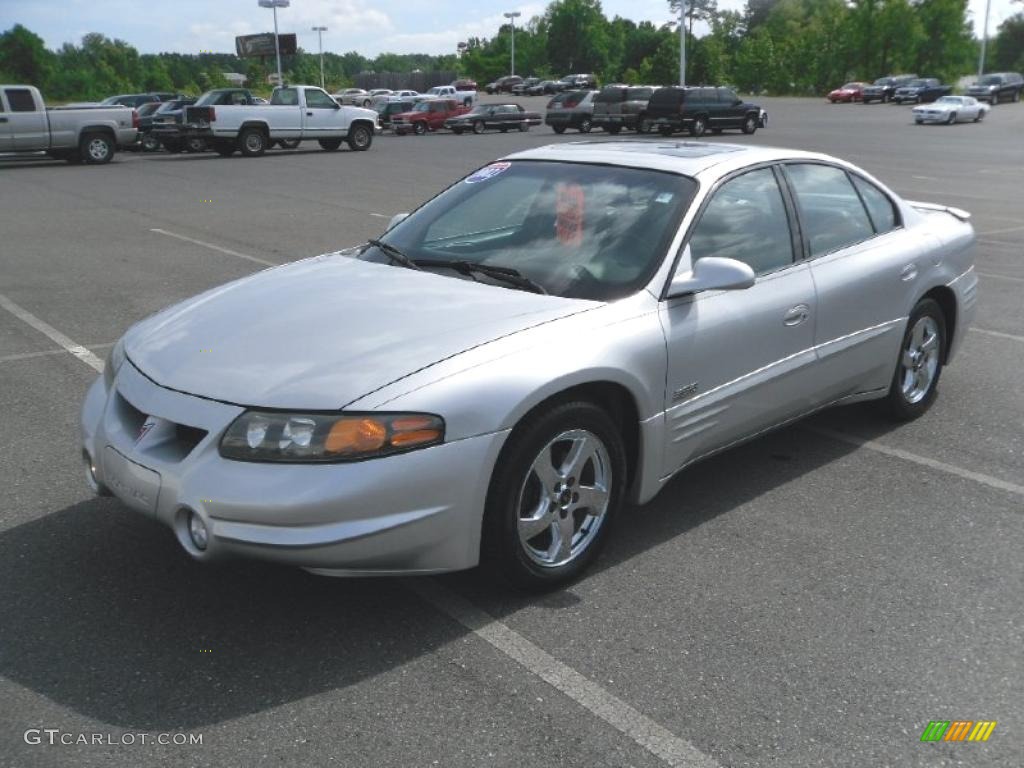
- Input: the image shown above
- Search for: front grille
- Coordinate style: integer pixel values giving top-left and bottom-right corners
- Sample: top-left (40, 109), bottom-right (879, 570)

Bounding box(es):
top-left (112, 388), bottom-right (209, 462)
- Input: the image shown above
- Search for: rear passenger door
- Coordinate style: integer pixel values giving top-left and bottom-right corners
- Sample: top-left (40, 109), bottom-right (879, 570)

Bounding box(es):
top-left (4, 87), bottom-right (48, 150)
top-left (782, 162), bottom-right (925, 401)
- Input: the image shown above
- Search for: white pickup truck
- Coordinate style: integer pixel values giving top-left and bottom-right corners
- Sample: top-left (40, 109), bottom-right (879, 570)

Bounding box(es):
top-left (0, 85), bottom-right (138, 164)
top-left (181, 84), bottom-right (380, 157)
top-left (424, 85), bottom-right (476, 107)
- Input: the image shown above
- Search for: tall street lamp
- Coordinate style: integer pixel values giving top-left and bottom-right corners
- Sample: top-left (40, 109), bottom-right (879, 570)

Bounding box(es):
top-left (312, 25), bottom-right (328, 89)
top-left (503, 11), bottom-right (521, 76)
top-left (977, 0), bottom-right (992, 78)
top-left (678, 1), bottom-right (687, 87)
top-left (258, 0), bottom-right (290, 88)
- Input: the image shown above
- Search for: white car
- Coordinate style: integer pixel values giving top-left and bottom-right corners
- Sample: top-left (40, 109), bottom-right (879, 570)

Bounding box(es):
top-left (913, 96), bottom-right (988, 125)
top-left (332, 88), bottom-right (373, 107)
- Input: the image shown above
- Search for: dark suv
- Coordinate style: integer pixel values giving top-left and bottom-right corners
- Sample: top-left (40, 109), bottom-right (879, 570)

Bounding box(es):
top-left (592, 85), bottom-right (655, 133)
top-left (486, 76), bottom-right (524, 94)
top-left (646, 86), bottom-right (763, 137)
top-left (861, 75), bottom-right (916, 104)
top-left (966, 72), bottom-right (1024, 105)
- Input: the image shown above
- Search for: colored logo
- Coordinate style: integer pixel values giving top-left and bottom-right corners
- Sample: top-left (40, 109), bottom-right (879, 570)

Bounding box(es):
top-left (465, 162), bottom-right (511, 184)
top-left (920, 720), bottom-right (997, 742)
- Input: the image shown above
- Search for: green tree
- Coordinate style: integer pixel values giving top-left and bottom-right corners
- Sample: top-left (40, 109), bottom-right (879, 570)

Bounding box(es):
top-left (991, 13), bottom-right (1024, 72)
top-left (544, 0), bottom-right (611, 74)
top-left (0, 24), bottom-right (55, 85)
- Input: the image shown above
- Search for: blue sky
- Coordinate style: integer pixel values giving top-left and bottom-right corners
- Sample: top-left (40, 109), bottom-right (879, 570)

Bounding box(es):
top-left (1, 0), bottom-right (1014, 57)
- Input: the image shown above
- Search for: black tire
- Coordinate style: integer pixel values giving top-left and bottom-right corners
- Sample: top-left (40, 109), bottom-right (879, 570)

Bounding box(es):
top-left (318, 137), bottom-right (343, 151)
top-left (1013, 90), bottom-right (1020, 103)
top-left (974, 111), bottom-right (983, 122)
top-left (413, 121), bottom-right (427, 135)
top-left (552, 125), bottom-right (566, 134)
top-left (882, 299), bottom-right (946, 422)
top-left (518, 121), bottom-right (529, 132)
top-left (689, 116), bottom-right (707, 138)
top-left (741, 114), bottom-right (758, 134)
top-left (213, 140), bottom-right (235, 157)
top-left (80, 132), bottom-right (114, 164)
top-left (579, 117), bottom-right (592, 133)
top-left (481, 400), bottom-right (626, 590)
top-left (238, 127), bottom-right (267, 157)
top-left (991, 96), bottom-right (998, 106)
top-left (947, 112), bottom-right (957, 125)
top-left (472, 121), bottom-right (485, 134)
top-left (141, 133), bottom-right (161, 152)
top-left (184, 137), bottom-right (206, 153)
top-left (347, 124), bottom-right (373, 151)
top-left (882, 93), bottom-right (890, 103)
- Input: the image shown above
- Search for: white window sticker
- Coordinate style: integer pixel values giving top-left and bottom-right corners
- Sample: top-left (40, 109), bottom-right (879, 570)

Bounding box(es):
top-left (465, 162), bottom-right (511, 184)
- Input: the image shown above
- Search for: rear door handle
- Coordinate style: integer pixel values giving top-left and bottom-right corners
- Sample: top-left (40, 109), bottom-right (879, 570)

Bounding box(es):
top-left (306, 111), bottom-right (314, 116)
top-left (900, 263), bottom-right (918, 281)
top-left (783, 304), bottom-right (810, 326)
top-left (0, 117), bottom-right (7, 123)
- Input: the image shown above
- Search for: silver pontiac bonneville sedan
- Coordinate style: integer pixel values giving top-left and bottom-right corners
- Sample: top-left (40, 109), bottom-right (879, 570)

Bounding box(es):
top-left (81, 142), bottom-right (977, 588)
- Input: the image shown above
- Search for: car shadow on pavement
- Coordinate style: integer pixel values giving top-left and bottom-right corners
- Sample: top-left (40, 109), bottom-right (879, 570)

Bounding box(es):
top-left (0, 403), bottom-right (887, 731)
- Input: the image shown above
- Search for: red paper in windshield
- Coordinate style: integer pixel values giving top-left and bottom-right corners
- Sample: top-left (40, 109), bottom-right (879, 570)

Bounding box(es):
top-left (555, 183), bottom-right (584, 246)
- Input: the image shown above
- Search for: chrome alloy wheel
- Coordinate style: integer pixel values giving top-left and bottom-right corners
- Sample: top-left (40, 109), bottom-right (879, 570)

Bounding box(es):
top-left (516, 429), bottom-right (611, 568)
top-left (87, 138), bottom-right (110, 161)
top-left (244, 133), bottom-right (263, 153)
top-left (900, 315), bottom-right (940, 404)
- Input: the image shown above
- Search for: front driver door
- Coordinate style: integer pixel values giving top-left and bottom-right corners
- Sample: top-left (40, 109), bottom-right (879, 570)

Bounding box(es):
top-left (302, 88), bottom-right (342, 139)
top-left (660, 166), bottom-right (820, 477)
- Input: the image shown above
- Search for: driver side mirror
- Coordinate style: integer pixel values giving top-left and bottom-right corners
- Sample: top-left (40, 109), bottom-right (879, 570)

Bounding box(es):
top-left (667, 256), bottom-right (755, 297)
top-left (387, 213), bottom-right (409, 230)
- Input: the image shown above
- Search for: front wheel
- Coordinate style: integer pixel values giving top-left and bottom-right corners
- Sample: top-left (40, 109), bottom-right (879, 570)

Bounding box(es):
top-left (472, 121), bottom-right (485, 134)
top-left (184, 137), bottom-right (206, 153)
top-left (881, 299), bottom-right (945, 421)
top-left (347, 124), bottom-right (372, 151)
top-left (238, 128), bottom-right (267, 157)
top-left (689, 116), bottom-right (707, 137)
top-left (947, 112), bottom-right (957, 125)
top-left (80, 132), bottom-right (114, 164)
top-left (741, 114), bottom-right (758, 134)
top-left (578, 117), bottom-right (592, 133)
top-left (413, 121), bottom-right (427, 135)
top-left (518, 121), bottom-right (529, 132)
top-left (481, 401), bottom-right (626, 590)
top-left (318, 137), bottom-right (343, 151)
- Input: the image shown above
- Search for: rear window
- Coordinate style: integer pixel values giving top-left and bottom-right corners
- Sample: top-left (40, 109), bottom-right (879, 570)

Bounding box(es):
top-left (5, 88), bottom-right (36, 112)
top-left (626, 87), bottom-right (653, 101)
top-left (595, 87), bottom-right (627, 103)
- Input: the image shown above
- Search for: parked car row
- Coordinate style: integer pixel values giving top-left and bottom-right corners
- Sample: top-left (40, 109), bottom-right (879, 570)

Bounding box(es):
top-left (485, 73), bottom-right (597, 94)
top-left (831, 72), bottom-right (1022, 106)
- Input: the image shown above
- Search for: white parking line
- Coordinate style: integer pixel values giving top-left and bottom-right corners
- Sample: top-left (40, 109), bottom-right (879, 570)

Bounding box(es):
top-left (0, 342), bottom-right (114, 364)
top-left (150, 228), bottom-right (278, 267)
top-left (976, 271), bottom-right (1024, 283)
top-left (368, 212), bottom-right (390, 219)
top-left (408, 579), bottom-right (721, 768)
top-left (0, 293), bottom-right (104, 373)
top-left (807, 426), bottom-right (1024, 497)
top-left (971, 327), bottom-right (1024, 343)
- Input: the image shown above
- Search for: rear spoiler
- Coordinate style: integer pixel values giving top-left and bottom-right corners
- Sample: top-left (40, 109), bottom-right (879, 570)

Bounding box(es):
top-left (906, 200), bottom-right (971, 222)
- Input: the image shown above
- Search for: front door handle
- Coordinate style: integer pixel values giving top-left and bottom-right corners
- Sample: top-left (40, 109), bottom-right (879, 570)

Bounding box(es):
top-left (0, 117), bottom-right (7, 123)
top-left (783, 304), bottom-right (810, 326)
top-left (306, 111), bottom-right (314, 116)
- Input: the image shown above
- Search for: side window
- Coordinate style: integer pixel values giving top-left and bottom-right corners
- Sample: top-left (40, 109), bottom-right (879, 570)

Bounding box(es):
top-left (688, 168), bottom-right (795, 275)
top-left (718, 88), bottom-right (738, 104)
top-left (785, 164), bottom-right (876, 257)
top-left (304, 89), bottom-right (336, 108)
top-left (851, 175), bottom-right (898, 234)
top-left (6, 89), bottom-right (36, 112)
top-left (272, 88), bottom-right (298, 106)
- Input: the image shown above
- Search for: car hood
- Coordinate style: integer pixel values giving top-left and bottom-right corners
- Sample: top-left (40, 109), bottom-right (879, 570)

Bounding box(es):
top-left (123, 255), bottom-right (594, 410)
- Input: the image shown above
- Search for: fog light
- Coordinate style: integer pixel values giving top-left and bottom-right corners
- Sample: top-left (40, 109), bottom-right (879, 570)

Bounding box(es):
top-left (83, 451), bottom-right (108, 495)
top-left (188, 511), bottom-right (209, 551)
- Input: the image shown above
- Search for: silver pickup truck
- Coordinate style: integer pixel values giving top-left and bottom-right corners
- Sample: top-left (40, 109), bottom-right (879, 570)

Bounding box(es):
top-left (182, 84), bottom-right (379, 157)
top-left (0, 85), bottom-right (138, 164)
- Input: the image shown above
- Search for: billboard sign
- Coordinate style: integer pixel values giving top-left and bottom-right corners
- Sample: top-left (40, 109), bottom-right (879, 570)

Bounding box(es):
top-left (235, 33), bottom-right (297, 58)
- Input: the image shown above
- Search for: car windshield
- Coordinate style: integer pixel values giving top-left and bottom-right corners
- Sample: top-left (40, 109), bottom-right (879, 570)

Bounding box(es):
top-left (872, 78), bottom-right (891, 86)
top-left (413, 102), bottom-right (431, 112)
top-left (978, 75), bottom-right (1001, 85)
top-left (936, 96), bottom-right (962, 104)
top-left (907, 80), bottom-right (926, 87)
top-left (361, 161), bottom-right (697, 301)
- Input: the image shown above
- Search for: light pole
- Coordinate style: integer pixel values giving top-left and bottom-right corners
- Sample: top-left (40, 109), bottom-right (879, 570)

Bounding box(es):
top-left (977, 0), bottom-right (992, 78)
top-left (312, 26), bottom-right (327, 89)
top-left (678, 1), bottom-right (686, 87)
top-left (503, 11), bottom-right (521, 76)
top-left (258, 0), bottom-right (290, 88)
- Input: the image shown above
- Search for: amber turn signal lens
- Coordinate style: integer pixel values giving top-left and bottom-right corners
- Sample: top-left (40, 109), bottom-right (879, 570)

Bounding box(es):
top-left (390, 429), bottom-right (443, 448)
top-left (325, 418), bottom-right (387, 454)
top-left (390, 415), bottom-right (436, 432)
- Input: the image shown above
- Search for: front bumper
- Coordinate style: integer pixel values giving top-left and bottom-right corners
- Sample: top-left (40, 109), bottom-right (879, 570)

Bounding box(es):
top-left (80, 360), bottom-right (508, 575)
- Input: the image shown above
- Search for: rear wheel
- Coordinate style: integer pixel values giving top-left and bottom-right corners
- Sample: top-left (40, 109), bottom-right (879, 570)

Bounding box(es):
top-left (413, 121), bottom-right (427, 135)
top-left (80, 132), bottom-right (114, 164)
top-left (882, 299), bottom-right (945, 421)
top-left (141, 133), bottom-right (161, 152)
top-left (689, 115), bottom-right (707, 137)
top-left (579, 117), bottom-right (592, 133)
top-left (347, 124), bottom-right (372, 151)
top-left (481, 400), bottom-right (626, 590)
top-left (238, 128), bottom-right (267, 157)
top-left (741, 114), bottom-right (758, 134)
top-left (472, 121), bottom-right (485, 134)
top-left (552, 125), bottom-right (566, 134)
top-left (319, 137), bottom-right (343, 151)
top-left (184, 137), bottom-right (206, 153)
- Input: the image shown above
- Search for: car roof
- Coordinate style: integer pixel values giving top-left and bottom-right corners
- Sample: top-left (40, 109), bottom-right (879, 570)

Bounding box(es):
top-left (503, 141), bottom-right (835, 178)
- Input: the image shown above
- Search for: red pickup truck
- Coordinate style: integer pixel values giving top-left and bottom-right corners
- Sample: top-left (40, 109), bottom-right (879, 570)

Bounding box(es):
top-left (391, 99), bottom-right (470, 135)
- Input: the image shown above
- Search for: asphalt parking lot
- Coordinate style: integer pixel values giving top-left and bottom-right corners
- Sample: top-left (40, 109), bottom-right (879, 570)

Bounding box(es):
top-left (1, 95), bottom-right (1021, 768)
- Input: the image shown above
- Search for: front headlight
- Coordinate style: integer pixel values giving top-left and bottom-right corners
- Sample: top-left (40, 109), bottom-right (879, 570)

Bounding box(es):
top-left (219, 411), bottom-right (445, 463)
top-left (103, 337), bottom-right (126, 389)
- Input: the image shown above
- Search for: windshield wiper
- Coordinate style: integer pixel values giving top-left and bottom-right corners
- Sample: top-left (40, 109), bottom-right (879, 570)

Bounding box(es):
top-left (414, 259), bottom-right (547, 295)
top-left (366, 238), bottom-right (421, 270)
